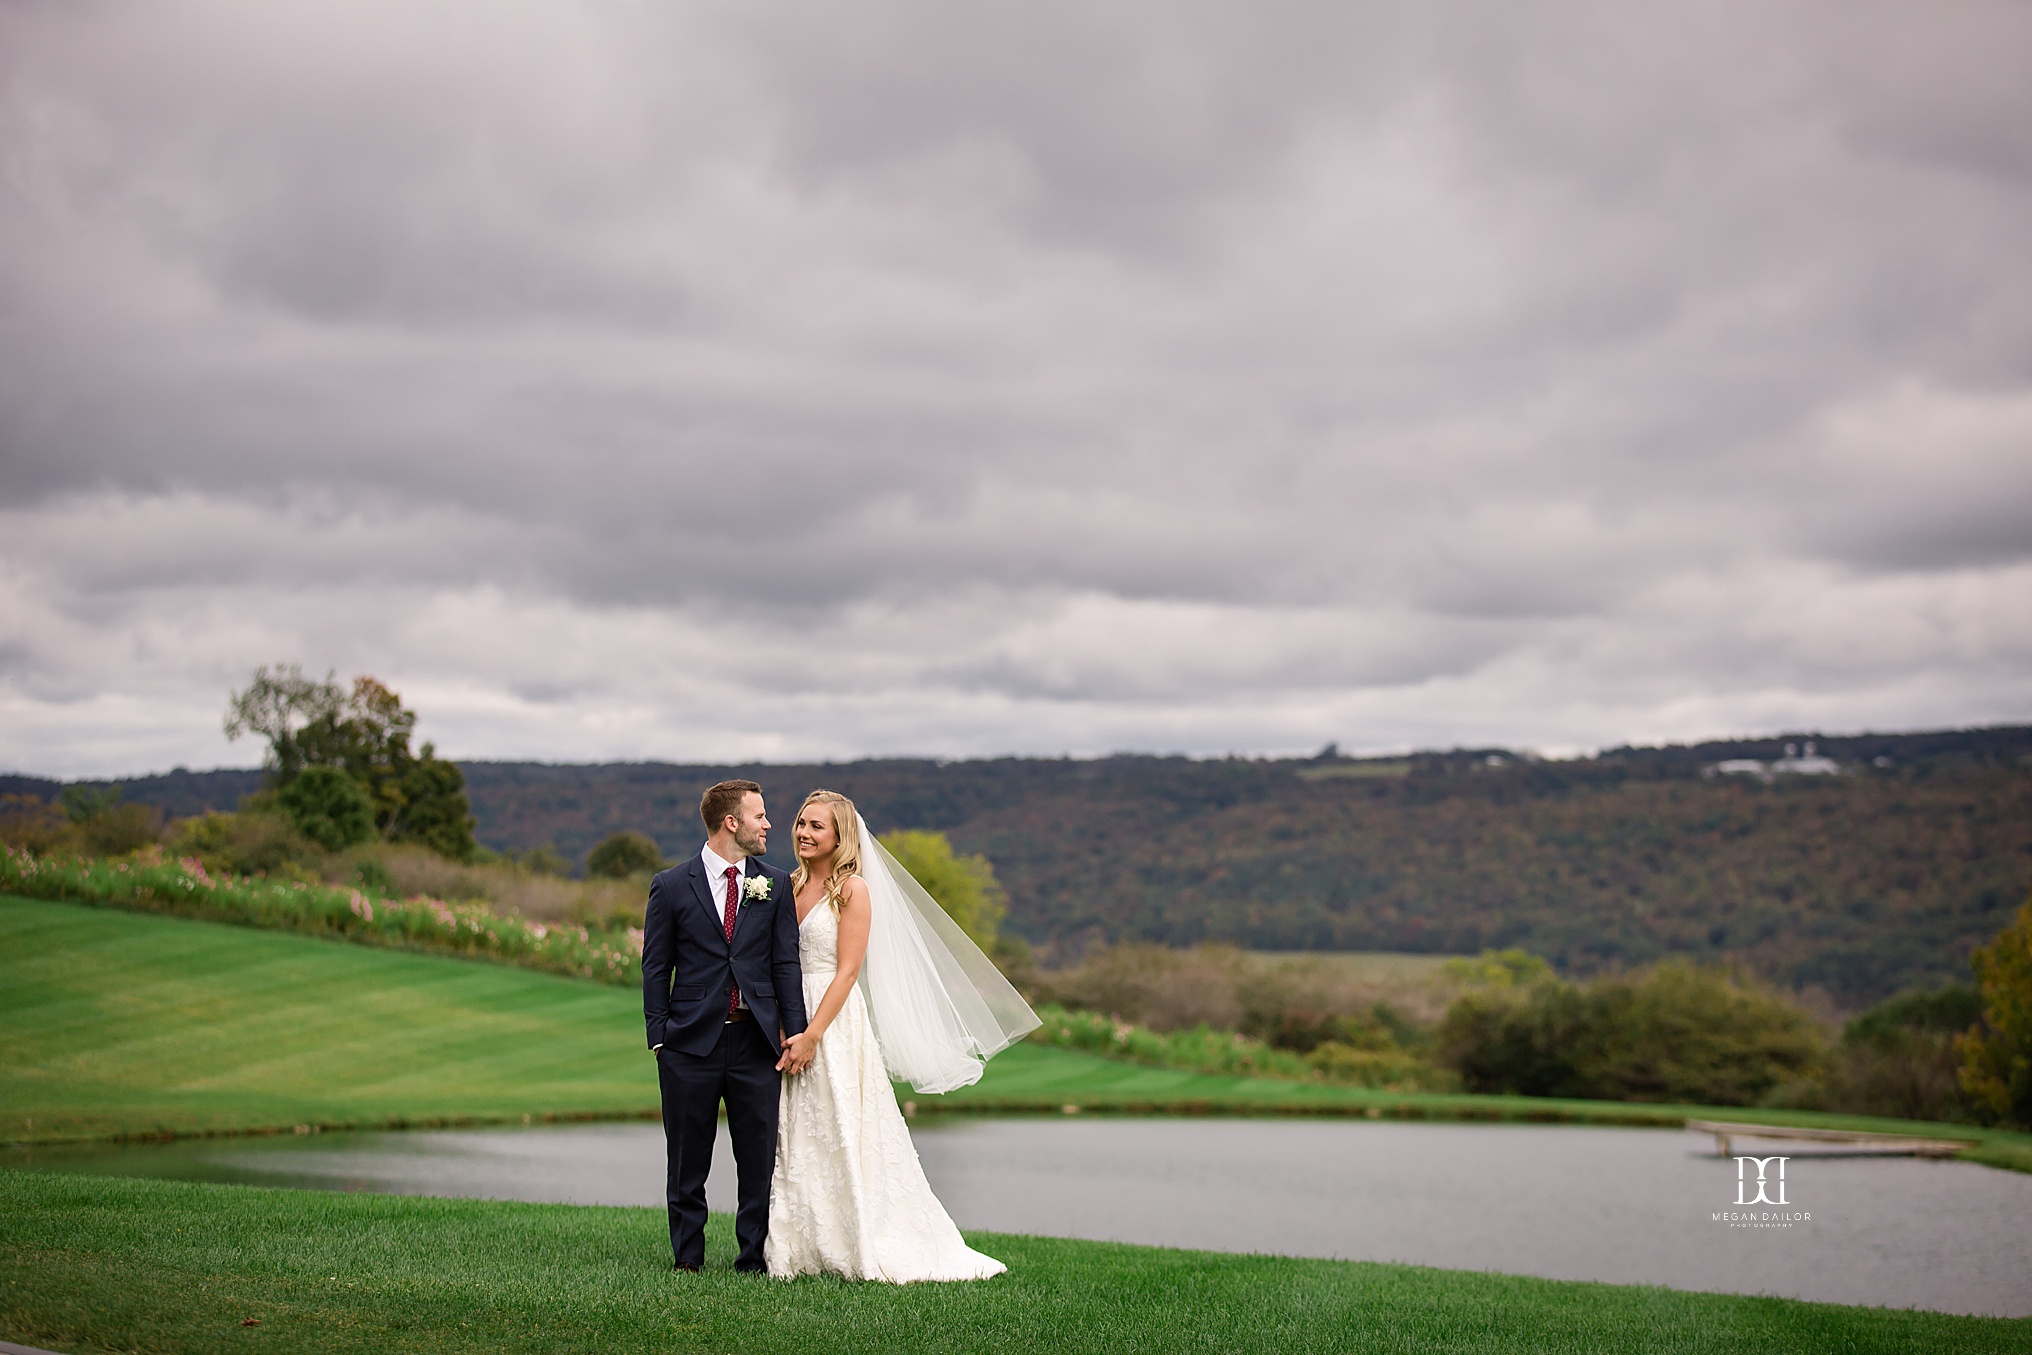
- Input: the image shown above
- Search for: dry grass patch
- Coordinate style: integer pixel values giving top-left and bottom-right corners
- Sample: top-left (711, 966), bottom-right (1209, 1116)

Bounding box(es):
top-left (332, 844), bottom-right (642, 925)
top-left (1040, 944), bottom-right (1473, 1031)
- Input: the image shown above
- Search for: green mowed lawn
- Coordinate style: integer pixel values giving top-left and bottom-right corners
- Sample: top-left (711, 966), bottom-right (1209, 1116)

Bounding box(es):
top-left (4, 1171), bottom-right (2026, 1355)
top-left (0, 894), bottom-right (655, 1143)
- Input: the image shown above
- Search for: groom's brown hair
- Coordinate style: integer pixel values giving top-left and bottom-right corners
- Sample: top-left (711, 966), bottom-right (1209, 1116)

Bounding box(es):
top-left (699, 779), bottom-right (763, 834)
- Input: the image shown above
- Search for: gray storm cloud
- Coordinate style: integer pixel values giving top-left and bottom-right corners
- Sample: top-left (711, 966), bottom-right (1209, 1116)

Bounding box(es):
top-left (1, 0), bottom-right (2029, 777)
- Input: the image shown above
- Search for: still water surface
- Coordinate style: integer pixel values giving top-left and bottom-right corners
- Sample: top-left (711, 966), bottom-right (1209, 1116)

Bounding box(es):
top-left (11, 1118), bottom-right (2028, 1317)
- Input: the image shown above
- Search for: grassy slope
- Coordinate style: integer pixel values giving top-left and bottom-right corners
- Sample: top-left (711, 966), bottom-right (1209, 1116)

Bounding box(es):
top-left (0, 894), bottom-right (652, 1144)
top-left (7, 893), bottom-right (2030, 1175)
top-left (5, 1173), bottom-right (2027, 1355)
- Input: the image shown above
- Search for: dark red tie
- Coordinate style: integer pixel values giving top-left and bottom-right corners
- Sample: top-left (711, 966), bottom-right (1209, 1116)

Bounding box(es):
top-left (722, 866), bottom-right (741, 1015)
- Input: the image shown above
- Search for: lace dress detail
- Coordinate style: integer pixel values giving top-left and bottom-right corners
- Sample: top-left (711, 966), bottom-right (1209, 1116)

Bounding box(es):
top-left (764, 899), bottom-right (1005, 1282)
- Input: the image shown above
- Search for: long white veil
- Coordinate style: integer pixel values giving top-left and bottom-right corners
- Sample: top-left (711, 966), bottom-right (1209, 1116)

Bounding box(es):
top-left (852, 814), bottom-right (1040, 1094)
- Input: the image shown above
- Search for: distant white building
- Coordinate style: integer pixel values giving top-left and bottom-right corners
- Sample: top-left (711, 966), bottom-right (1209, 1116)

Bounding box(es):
top-left (1773, 740), bottom-right (1841, 776)
top-left (1703, 741), bottom-right (1841, 783)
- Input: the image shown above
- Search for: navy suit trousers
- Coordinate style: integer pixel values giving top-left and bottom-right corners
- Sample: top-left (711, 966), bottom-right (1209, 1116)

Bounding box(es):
top-left (657, 1018), bottom-right (780, 1270)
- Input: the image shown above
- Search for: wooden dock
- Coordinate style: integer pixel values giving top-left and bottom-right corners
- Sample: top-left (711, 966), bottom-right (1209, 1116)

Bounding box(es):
top-left (1685, 1119), bottom-right (1975, 1159)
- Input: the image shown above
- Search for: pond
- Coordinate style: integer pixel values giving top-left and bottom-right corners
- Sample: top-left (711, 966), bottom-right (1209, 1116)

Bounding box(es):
top-left (10, 1117), bottom-right (2028, 1317)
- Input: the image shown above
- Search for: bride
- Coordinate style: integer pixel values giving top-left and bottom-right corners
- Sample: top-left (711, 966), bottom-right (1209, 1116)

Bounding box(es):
top-left (764, 789), bottom-right (1039, 1282)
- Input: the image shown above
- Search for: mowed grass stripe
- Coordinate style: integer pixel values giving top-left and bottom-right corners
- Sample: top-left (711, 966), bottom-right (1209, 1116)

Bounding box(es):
top-left (4, 1171), bottom-right (2026, 1355)
top-left (0, 894), bottom-right (655, 1142)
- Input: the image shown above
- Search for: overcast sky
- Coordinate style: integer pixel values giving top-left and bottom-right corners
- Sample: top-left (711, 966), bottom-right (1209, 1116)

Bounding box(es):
top-left (3, 0), bottom-right (2029, 778)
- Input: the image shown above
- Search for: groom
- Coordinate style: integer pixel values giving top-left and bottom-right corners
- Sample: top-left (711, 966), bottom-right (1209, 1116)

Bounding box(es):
top-left (641, 780), bottom-right (809, 1272)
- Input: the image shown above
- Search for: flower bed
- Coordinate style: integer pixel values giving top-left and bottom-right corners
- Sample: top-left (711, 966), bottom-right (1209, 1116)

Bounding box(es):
top-left (1, 847), bottom-right (642, 986)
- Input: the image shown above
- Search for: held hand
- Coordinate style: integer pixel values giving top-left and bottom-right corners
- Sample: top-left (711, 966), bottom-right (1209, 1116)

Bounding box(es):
top-left (776, 1028), bottom-right (818, 1074)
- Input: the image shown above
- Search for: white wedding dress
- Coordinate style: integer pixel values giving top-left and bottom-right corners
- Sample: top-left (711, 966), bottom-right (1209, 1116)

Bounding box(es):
top-left (764, 897), bottom-right (1006, 1282)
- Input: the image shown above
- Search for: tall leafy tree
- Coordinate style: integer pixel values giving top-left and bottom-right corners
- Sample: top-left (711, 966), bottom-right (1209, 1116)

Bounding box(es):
top-left (880, 829), bottom-right (1007, 952)
top-left (222, 665), bottom-right (348, 782)
top-left (1961, 896), bottom-right (2032, 1128)
top-left (225, 665), bottom-right (476, 860)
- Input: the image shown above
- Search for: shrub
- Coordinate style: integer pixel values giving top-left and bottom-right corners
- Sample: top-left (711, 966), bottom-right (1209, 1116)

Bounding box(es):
top-left (0, 795), bottom-right (71, 854)
top-left (880, 829), bottom-right (1007, 951)
top-left (47, 786), bottom-right (163, 857)
top-left (1589, 963), bottom-right (1823, 1104)
top-left (1440, 948), bottom-right (1555, 989)
top-left (79, 803), bottom-right (164, 856)
top-left (513, 844), bottom-right (572, 877)
top-left (1306, 1039), bottom-right (1446, 1089)
top-left (277, 767), bottom-right (377, 851)
top-left (1439, 961), bottom-right (1824, 1106)
top-left (585, 830), bottom-right (664, 879)
top-left (1847, 983), bottom-right (1983, 1044)
top-left (353, 857), bottom-right (398, 894)
top-left (168, 809), bottom-right (317, 878)
top-left (1438, 983), bottom-right (1589, 1098)
top-left (1961, 895), bottom-right (2032, 1128)
top-left (1026, 1004), bottom-right (1454, 1092)
top-left (58, 785), bottom-right (124, 824)
top-left (1814, 984), bottom-right (1980, 1122)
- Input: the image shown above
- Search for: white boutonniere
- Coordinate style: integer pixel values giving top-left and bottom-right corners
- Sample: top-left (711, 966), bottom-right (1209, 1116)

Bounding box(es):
top-left (741, 874), bottom-right (772, 905)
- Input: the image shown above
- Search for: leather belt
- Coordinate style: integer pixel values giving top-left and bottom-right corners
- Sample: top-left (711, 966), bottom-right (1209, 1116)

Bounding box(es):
top-left (725, 1009), bottom-right (753, 1024)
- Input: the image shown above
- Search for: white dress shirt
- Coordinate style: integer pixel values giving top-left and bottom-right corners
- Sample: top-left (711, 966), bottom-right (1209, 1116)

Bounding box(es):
top-left (700, 843), bottom-right (751, 1014)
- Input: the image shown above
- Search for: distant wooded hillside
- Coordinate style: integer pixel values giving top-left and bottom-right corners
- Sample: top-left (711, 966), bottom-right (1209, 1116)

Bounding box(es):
top-left (9, 724), bottom-right (2029, 1006)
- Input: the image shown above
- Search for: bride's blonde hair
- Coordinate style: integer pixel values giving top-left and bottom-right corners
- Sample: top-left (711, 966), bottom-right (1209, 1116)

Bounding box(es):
top-left (790, 789), bottom-right (862, 912)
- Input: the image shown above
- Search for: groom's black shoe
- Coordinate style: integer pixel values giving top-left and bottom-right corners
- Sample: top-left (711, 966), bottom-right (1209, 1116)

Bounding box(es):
top-left (673, 1263), bottom-right (701, 1273)
top-left (734, 1262), bottom-right (767, 1275)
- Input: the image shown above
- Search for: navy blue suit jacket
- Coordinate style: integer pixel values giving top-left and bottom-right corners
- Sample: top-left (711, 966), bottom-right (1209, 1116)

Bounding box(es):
top-left (641, 853), bottom-right (808, 1058)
